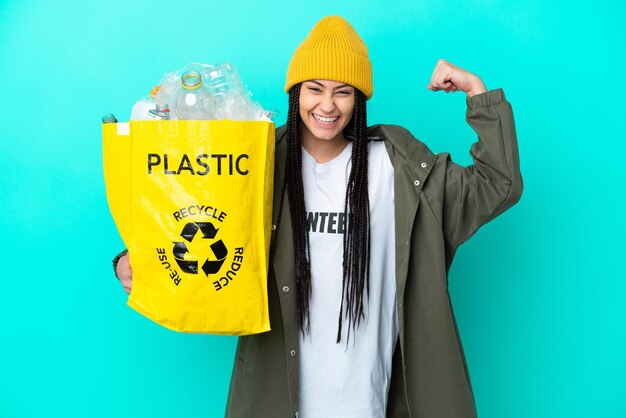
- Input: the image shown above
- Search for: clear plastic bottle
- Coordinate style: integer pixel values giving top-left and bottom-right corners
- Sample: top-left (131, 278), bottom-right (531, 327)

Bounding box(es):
top-left (206, 63), bottom-right (244, 97)
top-left (205, 63), bottom-right (261, 120)
top-left (173, 71), bottom-right (216, 120)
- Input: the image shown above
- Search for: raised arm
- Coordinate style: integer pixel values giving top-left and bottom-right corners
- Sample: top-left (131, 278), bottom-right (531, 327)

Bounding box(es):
top-left (427, 59), bottom-right (523, 247)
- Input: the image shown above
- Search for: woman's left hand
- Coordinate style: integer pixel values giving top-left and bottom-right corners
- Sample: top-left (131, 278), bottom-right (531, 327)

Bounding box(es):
top-left (427, 59), bottom-right (487, 97)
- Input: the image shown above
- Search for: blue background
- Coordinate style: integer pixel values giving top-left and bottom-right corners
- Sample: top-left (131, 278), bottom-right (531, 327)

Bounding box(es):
top-left (1, 0), bottom-right (624, 417)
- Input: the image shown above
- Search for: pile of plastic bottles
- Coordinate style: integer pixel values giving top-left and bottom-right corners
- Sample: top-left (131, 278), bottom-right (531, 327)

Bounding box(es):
top-left (130, 62), bottom-right (271, 121)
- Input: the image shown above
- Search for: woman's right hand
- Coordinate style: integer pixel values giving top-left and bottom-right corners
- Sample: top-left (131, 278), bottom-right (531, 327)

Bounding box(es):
top-left (116, 254), bottom-right (133, 294)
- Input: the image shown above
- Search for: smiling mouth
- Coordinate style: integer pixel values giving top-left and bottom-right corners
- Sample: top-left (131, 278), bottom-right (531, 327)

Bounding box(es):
top-left (312, 113), bottom-right (340, 125)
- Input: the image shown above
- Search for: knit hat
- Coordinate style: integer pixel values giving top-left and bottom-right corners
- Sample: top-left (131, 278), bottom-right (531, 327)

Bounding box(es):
top-left (284, 16), bottom-right (373, 99)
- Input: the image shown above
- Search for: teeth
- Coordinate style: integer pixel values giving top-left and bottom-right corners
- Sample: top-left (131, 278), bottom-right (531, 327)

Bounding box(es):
top-left (313, 114), bottom-right (339, 124)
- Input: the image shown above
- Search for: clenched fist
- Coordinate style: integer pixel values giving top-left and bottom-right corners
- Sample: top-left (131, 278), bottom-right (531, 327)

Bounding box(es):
top-left (427, 59), bottom-right (487, 97)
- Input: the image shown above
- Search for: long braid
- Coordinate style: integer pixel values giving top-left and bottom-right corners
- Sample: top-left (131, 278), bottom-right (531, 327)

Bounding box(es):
top-left (282, 84), bottom-right (313, 334)
top-left (281, 84), bottom-right (370, 341)
top-left (337, 89), bottom-right (369, 343)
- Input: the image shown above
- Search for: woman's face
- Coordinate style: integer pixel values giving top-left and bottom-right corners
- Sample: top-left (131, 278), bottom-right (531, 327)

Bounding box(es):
top-left (299, 80), bottom-right (355, 144)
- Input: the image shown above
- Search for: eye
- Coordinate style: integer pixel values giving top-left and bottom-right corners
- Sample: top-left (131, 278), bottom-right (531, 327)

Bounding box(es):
top-left (307, 86), bottom-right (322, 93)
top-left (336, 90), bottom-right (352, 96)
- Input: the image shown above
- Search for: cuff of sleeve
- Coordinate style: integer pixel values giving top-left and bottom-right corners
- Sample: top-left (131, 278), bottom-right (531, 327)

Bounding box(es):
top-left (466, 88), bottom-right (505, 110)
top-left (112, 249), bottom-right (128, 279)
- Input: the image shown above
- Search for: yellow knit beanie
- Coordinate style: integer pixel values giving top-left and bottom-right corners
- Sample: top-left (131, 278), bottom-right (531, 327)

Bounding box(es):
top-left (285, 16), bottom-right (373, 99)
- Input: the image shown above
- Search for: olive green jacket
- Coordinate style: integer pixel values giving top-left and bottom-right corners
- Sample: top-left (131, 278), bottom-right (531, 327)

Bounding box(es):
top-left (225, 88), bottom-right (523, 418)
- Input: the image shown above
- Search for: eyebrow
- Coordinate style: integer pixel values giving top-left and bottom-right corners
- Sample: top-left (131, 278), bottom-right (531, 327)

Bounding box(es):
top-left (307, 80), bottom-right (353, 90)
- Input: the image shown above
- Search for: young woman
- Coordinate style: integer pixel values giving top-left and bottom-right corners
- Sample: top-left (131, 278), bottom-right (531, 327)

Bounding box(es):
top-left (114, 16), bottom-right (522, 418)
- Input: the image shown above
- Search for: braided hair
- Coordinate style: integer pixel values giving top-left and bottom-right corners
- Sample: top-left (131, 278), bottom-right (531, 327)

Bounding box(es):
top-left (276, 82), bottom-right (370, 343)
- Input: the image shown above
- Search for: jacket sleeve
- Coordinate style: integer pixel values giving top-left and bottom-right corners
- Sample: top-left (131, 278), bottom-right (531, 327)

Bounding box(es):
top-left (440, 88), bottom-right (523, 248)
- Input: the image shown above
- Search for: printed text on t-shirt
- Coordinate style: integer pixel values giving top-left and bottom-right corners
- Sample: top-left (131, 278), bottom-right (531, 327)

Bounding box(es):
top-left (307, 212), bottom-right (348, 234)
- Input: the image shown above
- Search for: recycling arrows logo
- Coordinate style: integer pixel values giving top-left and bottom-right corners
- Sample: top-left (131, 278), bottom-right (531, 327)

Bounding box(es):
top-left (173, 222), bottom-right (229, 276)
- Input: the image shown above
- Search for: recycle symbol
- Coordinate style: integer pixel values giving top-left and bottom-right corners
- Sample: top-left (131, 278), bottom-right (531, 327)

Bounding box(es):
top-left (173, 222), bottom-right (228, 276)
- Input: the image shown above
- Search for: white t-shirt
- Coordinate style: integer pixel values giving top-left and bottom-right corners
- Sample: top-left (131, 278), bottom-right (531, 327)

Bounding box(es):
top-left (298, 140), bottom-right (398, 418)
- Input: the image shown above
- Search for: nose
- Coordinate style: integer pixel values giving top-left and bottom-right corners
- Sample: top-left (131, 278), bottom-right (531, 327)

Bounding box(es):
top-left (319, 92), bottom-right (336, 114)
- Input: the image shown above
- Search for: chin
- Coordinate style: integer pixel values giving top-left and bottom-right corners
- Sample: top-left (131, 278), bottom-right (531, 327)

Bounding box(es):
top-left (312, 129), bottom-right (342, 141)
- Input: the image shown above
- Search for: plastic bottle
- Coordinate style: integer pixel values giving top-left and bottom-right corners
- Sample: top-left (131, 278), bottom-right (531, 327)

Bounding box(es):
top-left (205, 63), bottom-right (247, 119)
top-left (173, 71), bottom-right (216, 120)
top-left (206, 63), bottom-right (244, 97)
top-left (155, 63), bottom-right (215, 110)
